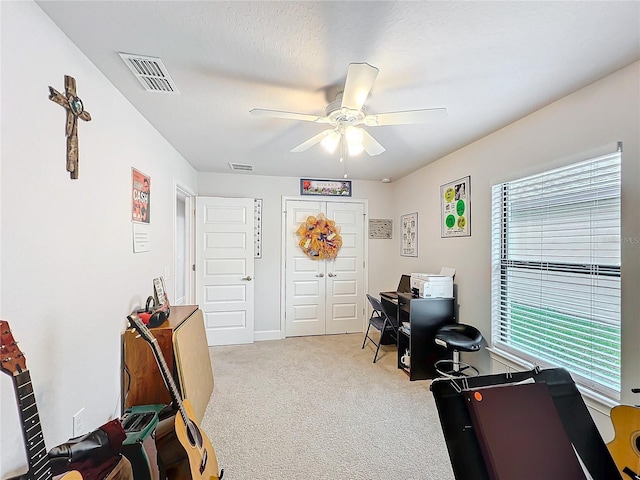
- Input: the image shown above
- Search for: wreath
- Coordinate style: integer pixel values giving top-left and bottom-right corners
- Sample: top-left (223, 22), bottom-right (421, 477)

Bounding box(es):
top-left (296, 213), bottom-right (342, 259)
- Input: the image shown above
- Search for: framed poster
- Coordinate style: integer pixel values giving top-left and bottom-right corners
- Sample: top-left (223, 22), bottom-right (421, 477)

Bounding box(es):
top-left (132, 168), bottom-right (151, 223)
top-left (441, 175), bottom-right (471, 237)
top-left (300, 179), bottom-right (352, 196)
top-left (401, 212), bottom-right (418, 257)
top-left (369, 219), bottom-right (392, 239)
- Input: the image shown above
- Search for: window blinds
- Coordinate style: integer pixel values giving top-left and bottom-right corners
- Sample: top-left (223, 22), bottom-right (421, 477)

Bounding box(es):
top-left (491, 150), bottom-right (621, 398)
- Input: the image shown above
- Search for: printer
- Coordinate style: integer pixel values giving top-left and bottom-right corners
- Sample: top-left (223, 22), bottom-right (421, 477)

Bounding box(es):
top-left (410, 267), bottom-right (455, 298)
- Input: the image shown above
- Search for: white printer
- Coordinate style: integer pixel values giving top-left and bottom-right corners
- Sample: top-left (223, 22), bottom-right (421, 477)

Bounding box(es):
top-left (410, 267), bottom-right (455, 298)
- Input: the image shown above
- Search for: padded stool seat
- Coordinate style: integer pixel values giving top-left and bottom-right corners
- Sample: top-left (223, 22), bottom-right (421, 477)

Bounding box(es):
top-left (434, 324), bottom-right (483, 377)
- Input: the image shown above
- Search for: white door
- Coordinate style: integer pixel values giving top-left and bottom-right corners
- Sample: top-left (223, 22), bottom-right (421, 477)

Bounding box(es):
top-left (325, 202), bottom-right (364, 334)
top-left (285, 200), bottom-right (326, 336)
top-left (196, 197), bottom-right (254, 346)
top-left (285, 199), bottom-right (365, 337)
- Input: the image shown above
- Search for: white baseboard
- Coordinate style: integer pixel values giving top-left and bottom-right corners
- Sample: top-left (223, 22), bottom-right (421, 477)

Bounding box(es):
top-left (254, 330), bottom-right (282, 341)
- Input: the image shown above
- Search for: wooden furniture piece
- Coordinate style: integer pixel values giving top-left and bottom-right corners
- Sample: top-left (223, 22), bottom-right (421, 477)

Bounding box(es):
top-left (395, 294), bottom-right (455, 381)
top-left (122, 305), bottom-right (214, 422)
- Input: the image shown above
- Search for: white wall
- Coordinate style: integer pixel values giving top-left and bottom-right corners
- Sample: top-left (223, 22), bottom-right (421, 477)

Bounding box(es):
top-left (197, 173), bottom-right (396, 338)
top-left (2, 2), bottom-right (636, 475)
top-left (389, 61), bottom-right (640, 437)
top-left (0, 2), bottom-right (198, 475)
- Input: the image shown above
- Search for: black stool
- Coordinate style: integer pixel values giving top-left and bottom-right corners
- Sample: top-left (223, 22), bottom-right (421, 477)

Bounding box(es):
top-left (434, 324), bottom-right (483, 377)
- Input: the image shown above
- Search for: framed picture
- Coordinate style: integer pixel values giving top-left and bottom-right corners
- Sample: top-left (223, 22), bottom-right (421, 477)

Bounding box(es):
top-left (369, 219), bottom-right (393, 239)
top-left (441, 175), bottom-right (471, 238)
top-left (401, 212), bottom-right (418, 257)
top-left (300, 179), bottom-right (352, 197)
top-left (131, 168), bottom-right (151, 223)
top-left (153, 276), bottom-right (169, 307)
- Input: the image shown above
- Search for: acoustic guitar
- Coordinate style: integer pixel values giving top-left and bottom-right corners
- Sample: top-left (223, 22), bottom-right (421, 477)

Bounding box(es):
top-left (0, 320), bottom-right (83, 480)
top-left (608, 404), bottom-right (640, 479)
top-left (127, 314), bottom-right (223, 480)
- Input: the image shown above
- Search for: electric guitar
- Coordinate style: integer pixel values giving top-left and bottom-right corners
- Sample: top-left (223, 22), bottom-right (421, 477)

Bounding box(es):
top-left (0, 320), bottom-right (83, 480)
top-left (608, 403), bottom-right (640, 479)
top-left (127, 314), bottom-right (223, 480)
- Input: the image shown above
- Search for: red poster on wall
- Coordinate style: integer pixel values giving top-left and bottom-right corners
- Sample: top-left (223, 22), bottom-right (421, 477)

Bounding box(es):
top-left (132, 168), bottom-right (151, 223)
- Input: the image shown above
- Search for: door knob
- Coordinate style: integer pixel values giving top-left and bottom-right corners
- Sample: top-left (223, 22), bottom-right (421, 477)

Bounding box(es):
top-left (316, 273), bottom-right (324, 278)
top-left (328, 273), bottom-right (337, 277)
top-left (242, 276), bottom-right (253, 281)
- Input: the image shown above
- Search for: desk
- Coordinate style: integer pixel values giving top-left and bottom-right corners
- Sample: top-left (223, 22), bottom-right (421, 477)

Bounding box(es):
top-left (382, 293), bottom-right (454, 380)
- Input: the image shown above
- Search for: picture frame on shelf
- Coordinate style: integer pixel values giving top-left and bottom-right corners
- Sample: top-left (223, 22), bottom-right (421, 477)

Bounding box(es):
top-left (153, 276), bottom-right (169, 307)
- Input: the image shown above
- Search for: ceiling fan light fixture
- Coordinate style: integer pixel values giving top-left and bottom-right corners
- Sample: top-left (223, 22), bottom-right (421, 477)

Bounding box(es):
top-left (321, 130), bottom-right (341, 154)
top-left (345, 126), bottom-right (364, 156)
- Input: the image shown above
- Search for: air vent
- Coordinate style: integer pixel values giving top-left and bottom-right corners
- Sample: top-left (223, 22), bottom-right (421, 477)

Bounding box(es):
top-left (229, 163), bottom-right (254, 172)
top-left (119, 53), bottom-right (179, 93)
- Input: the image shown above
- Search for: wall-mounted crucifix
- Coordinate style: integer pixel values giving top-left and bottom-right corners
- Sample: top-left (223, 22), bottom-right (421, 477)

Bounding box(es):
top-left (48, 75), bottom-right (92, 179)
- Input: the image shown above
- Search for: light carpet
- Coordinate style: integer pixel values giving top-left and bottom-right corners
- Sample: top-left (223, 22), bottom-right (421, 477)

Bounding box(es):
top-left (200, 333), bottom-right (455, 480)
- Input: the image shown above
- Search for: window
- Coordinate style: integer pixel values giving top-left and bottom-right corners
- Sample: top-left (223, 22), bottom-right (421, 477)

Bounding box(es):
top-left (491, 149), bottom-right (621, 399)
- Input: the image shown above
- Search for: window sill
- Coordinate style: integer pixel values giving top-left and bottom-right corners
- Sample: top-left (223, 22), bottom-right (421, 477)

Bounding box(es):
top-left (487, 347), bottom-right (618, 416)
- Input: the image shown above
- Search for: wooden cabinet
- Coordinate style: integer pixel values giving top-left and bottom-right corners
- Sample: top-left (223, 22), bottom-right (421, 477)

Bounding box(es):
top-left (396, 295), bottom-right (454, 381)
top-left (122, 305), bottom-right (214, 422)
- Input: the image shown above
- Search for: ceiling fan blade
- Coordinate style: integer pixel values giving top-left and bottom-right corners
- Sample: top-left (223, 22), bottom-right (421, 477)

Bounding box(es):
top-left (290, 130), bottom-right (333, 153)
top-left (361, 129), bottom-right (385, 156)
top-left (364, 108), bottom-right (447, 126)
top-left (250, 108), bottom-right (324, 123)
top-left (340, 63), bottom-right (379, 111)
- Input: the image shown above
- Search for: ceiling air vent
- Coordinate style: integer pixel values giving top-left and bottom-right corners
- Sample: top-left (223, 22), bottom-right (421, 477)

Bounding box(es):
top-left (119, 53), bottom-right (179, 93)
top-left (229, 163), bottom-right (254, 172)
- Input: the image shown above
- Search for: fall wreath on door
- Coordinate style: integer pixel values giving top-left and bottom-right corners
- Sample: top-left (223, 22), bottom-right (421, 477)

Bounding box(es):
top-left (296, 213), bottom-right (342, 259)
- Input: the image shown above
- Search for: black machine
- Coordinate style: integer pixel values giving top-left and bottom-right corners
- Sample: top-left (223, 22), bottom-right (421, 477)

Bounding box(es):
top-left (380, 274), bottom-right (412, 301)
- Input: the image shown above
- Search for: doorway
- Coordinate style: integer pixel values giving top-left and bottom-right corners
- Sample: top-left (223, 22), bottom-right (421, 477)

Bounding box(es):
top-left (175, 183), bottom-right (195, 306)
top-left (283, 198), bottom-right (367, 337)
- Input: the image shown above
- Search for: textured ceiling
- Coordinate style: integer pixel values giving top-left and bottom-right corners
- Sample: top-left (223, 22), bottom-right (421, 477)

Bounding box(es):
top-left (36, 1), bottom-right (640, 182)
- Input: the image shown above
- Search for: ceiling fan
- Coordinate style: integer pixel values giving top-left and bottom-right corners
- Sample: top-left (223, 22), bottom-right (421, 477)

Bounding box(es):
top-left (250, 62), bottom-right (447, 158)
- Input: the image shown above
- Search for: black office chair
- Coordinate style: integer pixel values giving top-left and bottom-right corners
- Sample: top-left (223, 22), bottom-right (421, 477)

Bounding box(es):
top-left (362, 294), bottom-right (399, 363)
top-left (433, 324), bottom-right (484, 377)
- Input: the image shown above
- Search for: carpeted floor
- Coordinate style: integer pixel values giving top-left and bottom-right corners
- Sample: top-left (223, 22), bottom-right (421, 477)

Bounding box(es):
top-left (200, 333), bottom-right (455, 480)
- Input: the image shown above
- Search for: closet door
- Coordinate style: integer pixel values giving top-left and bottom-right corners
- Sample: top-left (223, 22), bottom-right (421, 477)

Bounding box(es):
top-left (325, 202), bottom-right (365, 334)
top-left (284, 199), bottom-right (365, 337)
top-left (285, 200), bottom-right (327, 336)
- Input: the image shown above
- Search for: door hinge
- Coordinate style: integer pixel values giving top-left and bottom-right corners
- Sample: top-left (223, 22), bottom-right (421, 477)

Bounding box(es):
top-left (192, 264), bottom-right (196, 272)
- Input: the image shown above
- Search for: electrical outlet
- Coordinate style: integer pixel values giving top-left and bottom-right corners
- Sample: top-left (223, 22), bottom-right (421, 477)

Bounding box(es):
top-left (73, 408), bottom-right (85, 437)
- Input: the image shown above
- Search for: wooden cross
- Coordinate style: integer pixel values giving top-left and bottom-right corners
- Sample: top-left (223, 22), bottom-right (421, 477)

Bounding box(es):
top-left (48, 75), bottom-right (91, 179)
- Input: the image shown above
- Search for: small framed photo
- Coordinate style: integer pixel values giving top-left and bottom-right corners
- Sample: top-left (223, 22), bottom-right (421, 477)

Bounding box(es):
top-left (300, 179), bottom-right (352, 197)
top-left (153, 276), bottom-right (169, 307)
top-left (441, 175), bottom-right (471, 238)
top-left (401, 212), bottom-right (418, 257)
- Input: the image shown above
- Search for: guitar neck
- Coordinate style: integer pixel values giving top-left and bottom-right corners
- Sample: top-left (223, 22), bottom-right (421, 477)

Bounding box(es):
top-left (148, 339), bottom-right (189, 424)
top-left (13, 370), bottom-right (53, 480)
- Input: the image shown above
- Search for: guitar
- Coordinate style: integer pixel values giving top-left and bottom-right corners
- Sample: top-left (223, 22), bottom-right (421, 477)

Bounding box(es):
top-left (608, 403), bottom-right (640, 479)
top-left (127, 314), bottom-right (223, 480)
top-left (0, 320), bottom-right (82, 480)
